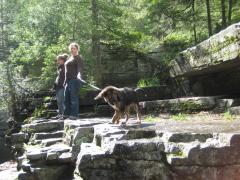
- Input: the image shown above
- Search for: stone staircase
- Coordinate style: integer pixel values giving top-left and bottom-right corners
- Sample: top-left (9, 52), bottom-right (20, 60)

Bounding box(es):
top-left (75, 123), bottom-right (240, 180)
top-left (7, 115), bottom-right (240, 179)
top-left (6, 119), bottom-right (70, 179)
top-left (6, 94), bottom-right (240, 180)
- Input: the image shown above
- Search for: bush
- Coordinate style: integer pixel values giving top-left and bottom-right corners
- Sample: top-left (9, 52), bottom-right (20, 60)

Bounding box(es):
top-left (137, 77), bottom-right (159, 88)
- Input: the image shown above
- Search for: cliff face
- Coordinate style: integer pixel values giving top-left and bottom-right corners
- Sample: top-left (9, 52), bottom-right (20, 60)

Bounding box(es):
top-left (169, 23), bottom-right (240, 96)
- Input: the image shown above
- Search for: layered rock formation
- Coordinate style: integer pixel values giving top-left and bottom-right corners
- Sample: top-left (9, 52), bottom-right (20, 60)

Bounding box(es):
top-left (5, 95), bottom-right (240, 180)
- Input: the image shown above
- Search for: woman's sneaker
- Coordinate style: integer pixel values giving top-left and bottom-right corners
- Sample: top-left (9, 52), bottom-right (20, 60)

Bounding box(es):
top-left (51, 114), bottom-right (62, 120)
top-left (69, 116), bottom-right (78, 120)
top-left (58, 115), bottom-right (68, 120)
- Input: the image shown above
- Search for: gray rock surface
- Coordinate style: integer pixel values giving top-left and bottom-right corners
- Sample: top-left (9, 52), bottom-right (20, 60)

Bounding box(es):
top-left (170, 23), bottom-right (240, 78)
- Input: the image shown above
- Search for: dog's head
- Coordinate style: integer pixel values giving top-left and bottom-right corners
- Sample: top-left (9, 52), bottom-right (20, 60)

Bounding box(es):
top-left (94, 86), bottom-right (120, 104)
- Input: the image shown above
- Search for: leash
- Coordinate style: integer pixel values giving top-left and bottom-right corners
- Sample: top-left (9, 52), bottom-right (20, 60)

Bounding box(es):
top-left (80, 79), bottom-right (101, 90)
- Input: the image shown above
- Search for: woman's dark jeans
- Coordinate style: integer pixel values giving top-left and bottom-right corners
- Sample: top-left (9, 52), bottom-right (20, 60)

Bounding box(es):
top-left (64, 79), bottom-right (82, 117)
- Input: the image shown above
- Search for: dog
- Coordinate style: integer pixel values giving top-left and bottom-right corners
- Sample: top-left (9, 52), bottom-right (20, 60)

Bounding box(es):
top-left (94, 86), bottom-right (143, 125)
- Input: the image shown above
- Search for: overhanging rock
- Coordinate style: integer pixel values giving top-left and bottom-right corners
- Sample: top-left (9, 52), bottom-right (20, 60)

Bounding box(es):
top-left (170, 23), bottom-right (240, 78)
top-left (169, 23), bottom-right (240, 96)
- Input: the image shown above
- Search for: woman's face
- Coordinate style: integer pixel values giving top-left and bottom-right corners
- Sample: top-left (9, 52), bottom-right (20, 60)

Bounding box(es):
top-left (70, 45), bottom-right (79, 56)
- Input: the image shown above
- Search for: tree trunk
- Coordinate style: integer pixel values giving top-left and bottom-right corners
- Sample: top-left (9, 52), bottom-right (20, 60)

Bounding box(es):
top-left (228, 0), bottom-right (233, 25)
top-left (206, 0), bottom-right (212, 36)
top-left (192, 0), bottom-right (197, 45)
top-left (221, 0), bottom-right (227, 28)
top-left (91, 0), bottom-right (102, 86)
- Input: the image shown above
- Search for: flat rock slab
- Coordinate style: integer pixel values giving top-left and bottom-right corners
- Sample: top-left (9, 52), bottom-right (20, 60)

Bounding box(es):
top-left (154, 118), bottom-right (240, 134)
top-left (64, 118), bottom-right (109, 129)
top-left (32, 131), bottom-right (64, 140)
top-left (62, 114), bottom-right (240, 134)
top-left (10, 132), bottom-right (29, 143)
top-left (26, 143), bottom-right (71, 162)
top-left (22, 120), bottom-right (64, 133)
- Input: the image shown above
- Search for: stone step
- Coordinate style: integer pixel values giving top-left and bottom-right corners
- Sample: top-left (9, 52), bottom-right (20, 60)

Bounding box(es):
top-left (58, 152), bottom-right (73, 163)
top-left (18, 164), bottom-right (72, 180)
top-left (96, 96), bottom-right (220, 116)
top-left (9, 132), bottom-right (30, 143)
top-left (166, 133), bottom-right (240, 166)
top-left (33, 138), bottom-right (63, 147)
top-left (32, 131), bottom-right (64, 140)
top-left (216, 98), bottom-right (240, 108)
top-left (26, 143), bottom-right (71, 162)
top-left (229, 106), bottom-right (240, 114)
top-left (93, 124), bottom-right (127, 150)
top-left (64, 118), bottom-right (110, 160)
top-left (41, 110), bottom-right (58, 118)
top-left (95, 105), bottom-right (114, 117)
top-left (141, 96), bottom-right (217, 114)
top-left (160, 132), bottom-right (213, 143)
top-left (76, 139), bottom-right (167, 180)
top-left (22, 120), bottom-right (64, 133)
top-left (93, 122), bottom-right (157, 151)
top-left (95, 96), bottom-right (240, 117)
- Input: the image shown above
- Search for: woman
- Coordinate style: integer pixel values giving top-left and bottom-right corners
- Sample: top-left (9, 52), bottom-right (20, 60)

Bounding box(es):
top-left (63, 42), bottom-right (84, 120)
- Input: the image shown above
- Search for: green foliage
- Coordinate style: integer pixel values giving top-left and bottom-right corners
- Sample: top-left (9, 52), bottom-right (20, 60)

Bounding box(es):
top-left (170, 101), bottom-right (204, 113)
top-left (223, 111), bottom-right (234, 121)
top-left (40, 36), bottom-right (69, 88)
top-left (32, 106), bottom-right (45, 118)
top-left (171, 150), bottom-right (185, 157)
top-left (137, 77), bottom-right (159, 88)
top-left (171, 113), bottom-right (188, 121)
top-left (44, 96), bottom-right (54, 102)
top-left (23, 117), bottom-right (36, 125)
top-left (144, 115), bottom-right (160, 122)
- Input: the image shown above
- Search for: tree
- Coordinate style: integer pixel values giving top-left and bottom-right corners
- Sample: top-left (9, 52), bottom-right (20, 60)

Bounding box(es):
top-left (228, 0), bottom-right (233, 25)
top-left (0, 0), bottom-right (19, 120)
top-left (91, 0), bottom-right (102, 86)
top-left (205, 0), bottom-right (212, 36)
top-left (191, 0), bottom-right (197, 44)
top-left (221, 0), bottom-right (227, 28)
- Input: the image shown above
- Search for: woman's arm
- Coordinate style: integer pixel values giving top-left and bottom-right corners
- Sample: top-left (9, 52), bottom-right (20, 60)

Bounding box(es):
top-left (77, 55), bottom-right (84, 80)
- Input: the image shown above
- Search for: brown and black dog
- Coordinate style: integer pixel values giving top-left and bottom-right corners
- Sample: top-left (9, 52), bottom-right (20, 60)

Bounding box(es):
top-left (94, 86), bottom-right (143, 125)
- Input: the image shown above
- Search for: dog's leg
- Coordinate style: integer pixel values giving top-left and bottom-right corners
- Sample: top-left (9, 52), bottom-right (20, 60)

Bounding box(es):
top-left (135, 104), bottom-right (141, 125)
top-left (116, 112), bottom-right (122, 124)
top-left (111, 111), bottom-right (118, 124)
top-left (125, 107), bottom-right (130, 124)
top-left (111, 111), bottom-right (121, 124)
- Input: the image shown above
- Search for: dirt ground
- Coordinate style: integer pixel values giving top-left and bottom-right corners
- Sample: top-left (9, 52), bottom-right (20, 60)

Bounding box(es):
top-left (143, 111), bottom-right (240, 133)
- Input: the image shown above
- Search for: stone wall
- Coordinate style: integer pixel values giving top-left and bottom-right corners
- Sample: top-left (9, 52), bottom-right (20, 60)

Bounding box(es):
top-left (101, 46), bottom-right (159, 86)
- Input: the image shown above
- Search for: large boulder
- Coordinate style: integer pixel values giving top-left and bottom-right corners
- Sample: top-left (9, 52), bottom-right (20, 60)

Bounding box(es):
top-left (170, 23), bottom-right (240, 78)
top-left (169, 23), bottom-right (240, 96)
